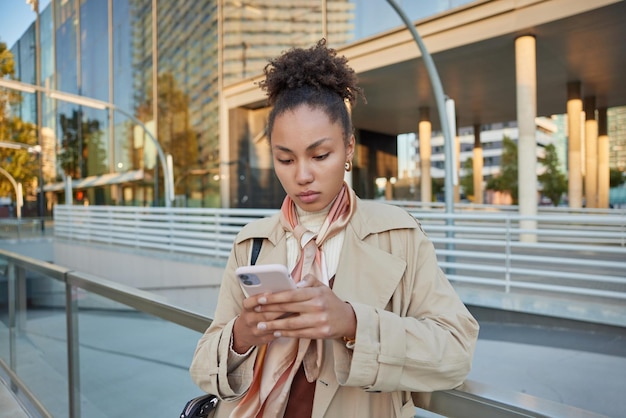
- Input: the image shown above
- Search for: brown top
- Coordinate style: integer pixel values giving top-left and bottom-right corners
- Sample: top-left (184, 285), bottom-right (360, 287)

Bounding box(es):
top-left (284, 276), bottom-right (336, 418)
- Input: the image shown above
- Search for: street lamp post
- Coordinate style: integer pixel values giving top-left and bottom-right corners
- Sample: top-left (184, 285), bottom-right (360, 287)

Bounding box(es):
top-left (0, 167), bottom-right (23, 219)
top-left (0, 141), bottom-right (41, 219)
top-left (0, 78), bottom-right (175, 207)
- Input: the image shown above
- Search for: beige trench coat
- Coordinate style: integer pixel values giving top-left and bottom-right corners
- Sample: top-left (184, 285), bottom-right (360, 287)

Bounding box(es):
top-left (190, 198), bottom-right (479, 418)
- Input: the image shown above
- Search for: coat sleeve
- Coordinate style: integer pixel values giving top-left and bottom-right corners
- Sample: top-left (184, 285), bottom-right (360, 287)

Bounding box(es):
top-left (189, 242), bottom-right (258, 400)
top-left (334, 226), bottom-right (479, 392)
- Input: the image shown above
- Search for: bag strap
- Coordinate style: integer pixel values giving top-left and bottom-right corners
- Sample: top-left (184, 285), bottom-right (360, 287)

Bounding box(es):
top-left (250, 238), bottom-right (263, 265)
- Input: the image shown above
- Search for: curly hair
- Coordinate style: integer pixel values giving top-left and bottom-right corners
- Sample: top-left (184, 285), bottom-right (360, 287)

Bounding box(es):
top-left (258, 39), bottom-right (365, 143)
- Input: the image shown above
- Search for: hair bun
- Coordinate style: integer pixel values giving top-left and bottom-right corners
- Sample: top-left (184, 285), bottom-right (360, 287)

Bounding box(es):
top-left (259, 39), bottom-right (364, 106)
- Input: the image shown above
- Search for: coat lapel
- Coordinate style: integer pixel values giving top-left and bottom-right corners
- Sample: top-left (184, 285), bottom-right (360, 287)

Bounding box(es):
top-left (313, 223), bottom-right (407, 417)
top-left (333, 224), bottom-right (407, 309)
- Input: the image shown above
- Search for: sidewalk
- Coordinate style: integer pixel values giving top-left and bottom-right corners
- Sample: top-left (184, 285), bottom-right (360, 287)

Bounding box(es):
top-left (0, 379), bottom-right (29, 418)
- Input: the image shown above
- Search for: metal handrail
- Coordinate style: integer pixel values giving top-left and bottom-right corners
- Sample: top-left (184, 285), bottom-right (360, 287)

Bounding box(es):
top-left (52, 205), bottom-right (626, 316)
top-left (0, 249), bottom-right (608, 418)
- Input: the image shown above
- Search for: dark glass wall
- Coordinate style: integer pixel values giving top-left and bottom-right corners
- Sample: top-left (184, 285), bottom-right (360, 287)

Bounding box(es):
top-left (154, 0), bottom-right (219, 207)
top-left (11, 25), bottom-right (36, 124)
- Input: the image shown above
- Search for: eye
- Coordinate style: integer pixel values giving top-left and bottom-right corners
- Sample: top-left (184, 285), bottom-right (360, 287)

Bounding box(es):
top-left (276, 158), bottom-right (293, 165)
top-left (314, 153), bottom-right (329, 161)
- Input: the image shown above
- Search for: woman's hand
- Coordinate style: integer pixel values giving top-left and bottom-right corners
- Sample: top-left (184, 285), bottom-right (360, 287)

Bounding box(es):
top-left (232, 293), bottom-right (288, 353)
top-left (244, 275), bottom-right (357, 341)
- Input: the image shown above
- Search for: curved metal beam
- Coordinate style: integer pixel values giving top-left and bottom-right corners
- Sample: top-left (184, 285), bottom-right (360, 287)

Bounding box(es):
top-left (384, 0), bottom-right (454, 215)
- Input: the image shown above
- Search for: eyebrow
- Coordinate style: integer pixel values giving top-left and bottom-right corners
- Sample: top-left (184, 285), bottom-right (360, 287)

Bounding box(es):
top-left (273, 138), bottom-right (332, 154)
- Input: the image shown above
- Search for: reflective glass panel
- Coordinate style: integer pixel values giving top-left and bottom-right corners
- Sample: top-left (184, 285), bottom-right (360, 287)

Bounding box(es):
top-left (75, 290), bottom-right (203, 417)
top-left (13, 270), bottom-right (69, 417)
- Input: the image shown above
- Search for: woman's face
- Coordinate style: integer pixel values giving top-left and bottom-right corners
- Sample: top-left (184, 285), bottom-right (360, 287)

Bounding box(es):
top-left (271, 104), bottom-right (354, 212)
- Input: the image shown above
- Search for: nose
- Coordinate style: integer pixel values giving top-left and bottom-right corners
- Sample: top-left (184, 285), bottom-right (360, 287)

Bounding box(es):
top-left (295, 161), bottom-right (314, 185)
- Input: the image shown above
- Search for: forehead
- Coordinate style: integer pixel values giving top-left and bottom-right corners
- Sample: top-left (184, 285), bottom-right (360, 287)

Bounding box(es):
top-left (275, 104), bottom-right (334, 126)
top-left (271, 105), bottom-right (344, 146)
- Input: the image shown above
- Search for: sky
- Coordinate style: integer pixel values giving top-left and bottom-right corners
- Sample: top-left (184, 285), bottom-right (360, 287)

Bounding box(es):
top-left (0, 0), bottom-right (51, 48)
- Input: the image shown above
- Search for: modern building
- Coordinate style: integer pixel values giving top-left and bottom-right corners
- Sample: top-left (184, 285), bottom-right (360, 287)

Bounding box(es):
top-left (4, 0), bottom-right (625, 211)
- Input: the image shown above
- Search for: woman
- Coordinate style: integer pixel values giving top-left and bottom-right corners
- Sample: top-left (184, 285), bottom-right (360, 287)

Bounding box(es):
top-left (190, 39), bottom-right (479, 418)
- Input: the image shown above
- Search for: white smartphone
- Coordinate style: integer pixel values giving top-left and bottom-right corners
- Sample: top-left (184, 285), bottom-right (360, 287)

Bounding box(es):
top-left (236, 264), bottom-right (295, 297)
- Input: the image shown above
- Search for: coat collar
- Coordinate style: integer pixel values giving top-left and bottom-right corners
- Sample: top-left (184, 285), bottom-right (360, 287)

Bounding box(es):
top-left (235, 197), bottom-right (417, 245)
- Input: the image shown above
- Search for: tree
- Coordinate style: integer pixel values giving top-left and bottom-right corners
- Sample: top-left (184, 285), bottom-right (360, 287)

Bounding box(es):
top-left (432, 177), bottom-right (444, 201)
top-left (460, 157), bottom-right (474, 200)
top-left (58, 110), bottom-right (106, 179)
top-left (610, 168), bottom-right (625, 188)
top-left (486, 135), bottom-right (518, 204)
top-left (538, 143), bottom-right (567, 206)
top-left (0, 42), bottom-right (40, 201)
top-left (136, 72), bottom-right (200, 198)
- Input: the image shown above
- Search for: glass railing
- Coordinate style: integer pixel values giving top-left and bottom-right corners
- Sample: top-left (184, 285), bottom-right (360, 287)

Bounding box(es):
top-left (0, 248), bottom-right (605, 418)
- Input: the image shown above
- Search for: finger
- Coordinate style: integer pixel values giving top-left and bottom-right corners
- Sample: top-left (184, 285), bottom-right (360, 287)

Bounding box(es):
top-left (296, 274), bottom-right (324, 288)
top-left (261, 313), bottom-right (330, 340)
top-left (242, 293), bottom-right (271, 310)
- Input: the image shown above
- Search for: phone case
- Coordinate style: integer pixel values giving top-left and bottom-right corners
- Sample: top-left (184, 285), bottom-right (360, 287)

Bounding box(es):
top-left (236, 264), bottom-right (295, 297)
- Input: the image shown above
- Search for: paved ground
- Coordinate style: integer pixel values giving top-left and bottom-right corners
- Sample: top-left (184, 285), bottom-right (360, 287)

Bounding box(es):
top-left (0, 381), bottom-right (29, 418)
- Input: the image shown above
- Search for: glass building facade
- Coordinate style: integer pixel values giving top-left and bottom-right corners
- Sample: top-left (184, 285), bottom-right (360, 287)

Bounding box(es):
top-left (9, 0), bottom-right (557, 210)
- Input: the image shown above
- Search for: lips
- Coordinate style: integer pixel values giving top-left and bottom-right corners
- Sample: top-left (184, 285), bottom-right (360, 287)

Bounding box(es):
top-left (297, 191), bottom-right (320, 204)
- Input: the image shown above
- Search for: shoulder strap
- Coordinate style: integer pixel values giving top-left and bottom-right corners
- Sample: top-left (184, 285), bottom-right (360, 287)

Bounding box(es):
top-left (250, 238), bottom-right (263, 265)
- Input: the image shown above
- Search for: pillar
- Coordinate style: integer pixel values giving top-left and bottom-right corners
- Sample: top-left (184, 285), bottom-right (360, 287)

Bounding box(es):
top-left (472, 124), bottom-right (483, 204)
top-left (584, 97), bottom-right (598, 208)
top-left (454, 133), bottom-right (461, 203)
top-left (515, 35), bottom-right (537, 241)
top-left (597, 108), bottom-right (609, 208)
top-left (567, 81), bottom-right (583, 208)
top-left (419, 107), bottom-right (432, 204)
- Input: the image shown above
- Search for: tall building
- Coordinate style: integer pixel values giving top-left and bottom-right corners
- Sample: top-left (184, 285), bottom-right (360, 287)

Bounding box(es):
top-left (8, 0), bottom-right (365, 208)
top-left (608, 106), bottom-right (626, 172)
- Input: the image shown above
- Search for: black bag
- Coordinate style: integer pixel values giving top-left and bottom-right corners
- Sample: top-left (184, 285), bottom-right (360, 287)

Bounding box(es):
top-left (180, 238), bottom-right (263, 418)
top-left (180, 394), bottom-right (218, 418)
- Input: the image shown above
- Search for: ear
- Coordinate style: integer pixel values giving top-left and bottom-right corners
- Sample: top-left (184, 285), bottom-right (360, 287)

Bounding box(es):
top-left (346, 134), bottom-right (355, 161)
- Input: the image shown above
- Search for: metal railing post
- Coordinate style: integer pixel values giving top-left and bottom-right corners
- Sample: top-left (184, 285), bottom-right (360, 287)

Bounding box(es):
top-left (7, 262), bottom-right (17, 380)
top-left (16, 265), bottom-right (27, 330)
top-left (505, 217), bottom-right (512, 293)
top-left (66, 278), bottom-right (81, 418)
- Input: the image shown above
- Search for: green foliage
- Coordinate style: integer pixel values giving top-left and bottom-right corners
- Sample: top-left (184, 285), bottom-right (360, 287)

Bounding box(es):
top-left (0, 41), bottom-right (15, 77)
top-left (460, 157), bottom-right (474, 199)
top-left (432, 177), bottom-right (444, 200)
top-left (538, 143), bottom-right (567, 206)
top-left (137, 72), bottom-right (201, 196)
top-left (610, 168), bottom-right (625, 188)
top-left (486, 136), bottom-right (518, 204)
top-left (0, 42), bottom-right (40, 200)
top-left (58, 110), bottom-right (106, 179)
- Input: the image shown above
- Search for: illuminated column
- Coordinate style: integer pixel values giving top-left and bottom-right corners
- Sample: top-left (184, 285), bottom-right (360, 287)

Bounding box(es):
top-left (419, 107), bottom-right (432, 203)
top-left (515, 35), bottom-right (537, 241)
top-left (597, 108), bottom-right (609, 208)
top-left (584, 97), bottom-right (598, 208)
top-left (472, 124), bottom-right (483, 204)
top-left (454, 133), bottom-right (461, 203)
top-left (567, 81), bottom-right (583, 208)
